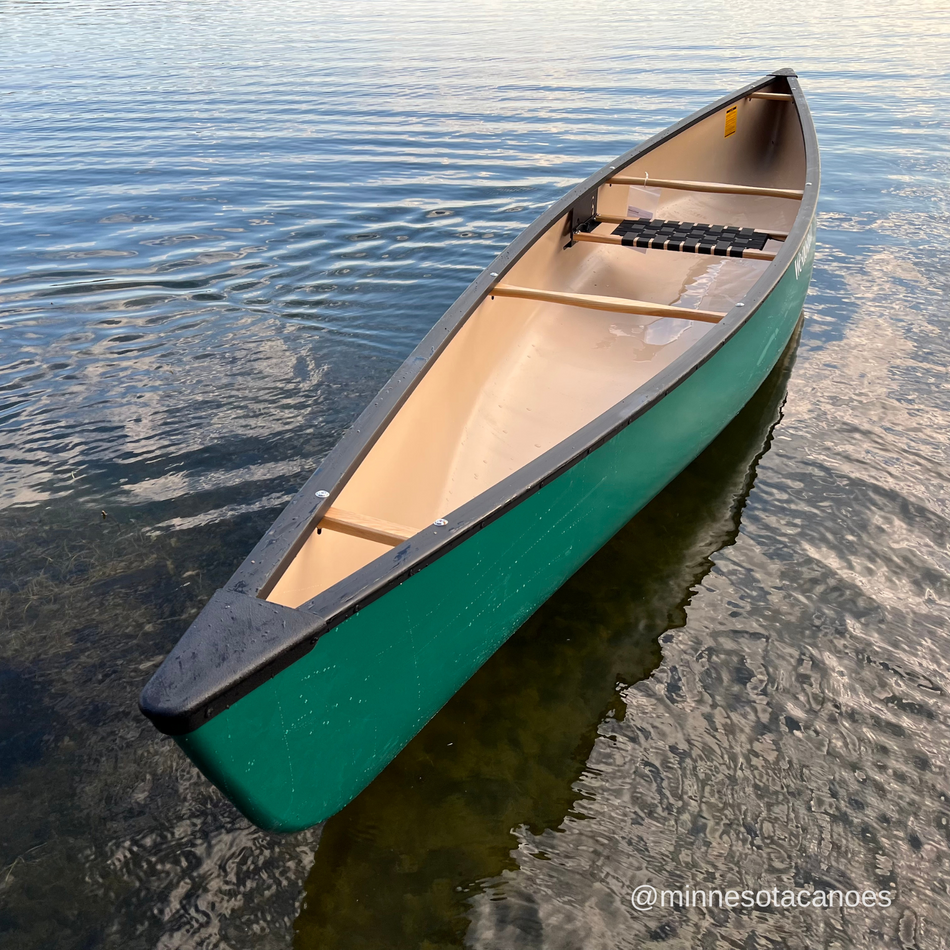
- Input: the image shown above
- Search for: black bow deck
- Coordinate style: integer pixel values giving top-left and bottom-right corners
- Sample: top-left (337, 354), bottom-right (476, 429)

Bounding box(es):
top-left (612, 217), bottom-right (771, 257)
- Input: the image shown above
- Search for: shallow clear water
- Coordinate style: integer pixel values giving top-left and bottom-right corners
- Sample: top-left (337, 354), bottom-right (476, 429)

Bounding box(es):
top-left (2, 1), bottom-right (950, 947)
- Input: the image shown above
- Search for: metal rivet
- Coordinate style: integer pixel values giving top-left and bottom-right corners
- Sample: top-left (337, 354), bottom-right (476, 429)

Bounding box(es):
top-left (489, 272), bottom-right (499, 277)
top-left (315, 490), bottom-right (329, 498)
top-left (736, 303), bottom-right (745, 307)
top-left (434, 519), bottom-right (448, 526)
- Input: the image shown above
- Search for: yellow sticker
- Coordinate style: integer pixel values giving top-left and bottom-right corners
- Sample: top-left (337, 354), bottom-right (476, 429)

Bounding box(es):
top-left (724, 104), bottom-right (738, 137)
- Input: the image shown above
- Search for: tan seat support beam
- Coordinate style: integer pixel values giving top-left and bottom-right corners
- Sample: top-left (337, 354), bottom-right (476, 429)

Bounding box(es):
top-left (491, 283), bottom-right (724, 324)
top-left (320, 506), bottom-right (418, 546)
top-left (572, 230), bottom-right (776, 262)
top-left (607, 175), bottom-right (804, 200)
top-left (593, 214), bottom-right (787, 241)
top-left (749, 91), bottom-right (793, 101)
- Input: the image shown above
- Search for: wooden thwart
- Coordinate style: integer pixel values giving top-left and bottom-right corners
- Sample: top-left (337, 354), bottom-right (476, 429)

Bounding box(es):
top-left (593, 214), bottom-right (788, 241)
top-left (749, 91), bottom-right (793, 101)
top-left (572, 229), bottom-right (776, 261)
top-left (607, 175), bottom-right (803, 200)
top-left (492, 283), bottom-right (724, 324)
top-left (320, 506), bottom-right (418, 547)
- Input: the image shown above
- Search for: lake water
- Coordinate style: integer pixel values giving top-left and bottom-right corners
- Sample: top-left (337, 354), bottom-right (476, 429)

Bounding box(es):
top-left (2, 1), bottom-right (950, 947)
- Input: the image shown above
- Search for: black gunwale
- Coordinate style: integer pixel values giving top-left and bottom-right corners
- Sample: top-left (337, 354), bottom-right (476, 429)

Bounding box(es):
top-left (142, 69), bottom-right (819, 735)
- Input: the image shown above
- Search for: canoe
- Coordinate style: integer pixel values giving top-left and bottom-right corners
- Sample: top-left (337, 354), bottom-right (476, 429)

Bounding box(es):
top-left (140, 68), bottom-right (819, 832)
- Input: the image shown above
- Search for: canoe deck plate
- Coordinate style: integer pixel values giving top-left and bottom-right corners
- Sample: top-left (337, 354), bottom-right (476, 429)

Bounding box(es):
top-left (612, 218), bottom-right (770, 256)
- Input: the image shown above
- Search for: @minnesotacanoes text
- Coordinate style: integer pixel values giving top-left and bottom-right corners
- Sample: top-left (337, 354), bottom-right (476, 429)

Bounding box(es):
top-left (630, 885), bottom-right (893, 911)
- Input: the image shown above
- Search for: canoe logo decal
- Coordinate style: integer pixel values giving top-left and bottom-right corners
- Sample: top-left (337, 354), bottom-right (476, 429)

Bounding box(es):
top-left (794, 223), bottom-right (815, 279)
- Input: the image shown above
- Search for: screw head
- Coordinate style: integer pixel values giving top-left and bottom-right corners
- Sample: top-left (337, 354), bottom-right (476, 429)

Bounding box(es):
top-left (315, 490), bottom-right (330, 498)
top-left (434, 519), bottom-right (448, 526)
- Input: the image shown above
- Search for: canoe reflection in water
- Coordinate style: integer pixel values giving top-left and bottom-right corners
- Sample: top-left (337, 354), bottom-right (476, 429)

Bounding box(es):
top-left (294, 322), bottom-right (803, 950)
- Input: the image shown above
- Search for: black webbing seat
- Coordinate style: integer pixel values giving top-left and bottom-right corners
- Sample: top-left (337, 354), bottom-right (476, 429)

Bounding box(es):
top-left (612, 218), bottom-right (770, 257)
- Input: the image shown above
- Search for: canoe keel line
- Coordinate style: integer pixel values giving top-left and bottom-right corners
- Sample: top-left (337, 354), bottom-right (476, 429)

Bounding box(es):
top-left (141, 69), bottom-right (819, 832)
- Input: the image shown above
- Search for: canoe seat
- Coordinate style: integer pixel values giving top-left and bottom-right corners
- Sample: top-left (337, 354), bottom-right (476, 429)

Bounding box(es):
top-left (613, 218), bottom-right (770, 256)
top-left (572, 218), bottom-right (778, 261)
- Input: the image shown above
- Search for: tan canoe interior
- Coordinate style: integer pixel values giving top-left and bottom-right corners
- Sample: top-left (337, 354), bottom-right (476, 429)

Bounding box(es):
top-left (267, 84), bottom-right (806, 608)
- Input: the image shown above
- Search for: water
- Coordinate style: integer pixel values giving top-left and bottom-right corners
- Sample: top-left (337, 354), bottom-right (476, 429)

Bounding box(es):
top-left (1, 1), bottom-right (949, 947)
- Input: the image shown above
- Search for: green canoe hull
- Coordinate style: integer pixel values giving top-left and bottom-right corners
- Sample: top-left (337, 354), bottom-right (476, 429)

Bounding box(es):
top-left (176, 231), bottom-right (815, 832)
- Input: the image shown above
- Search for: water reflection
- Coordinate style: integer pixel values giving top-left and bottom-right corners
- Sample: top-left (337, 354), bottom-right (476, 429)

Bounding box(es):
top-left (293, 328), bottom-right (802, 949)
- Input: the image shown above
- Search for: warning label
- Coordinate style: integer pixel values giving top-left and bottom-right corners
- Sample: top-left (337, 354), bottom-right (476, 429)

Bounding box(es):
top-left (724, 104), bottom-right (738, 137)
